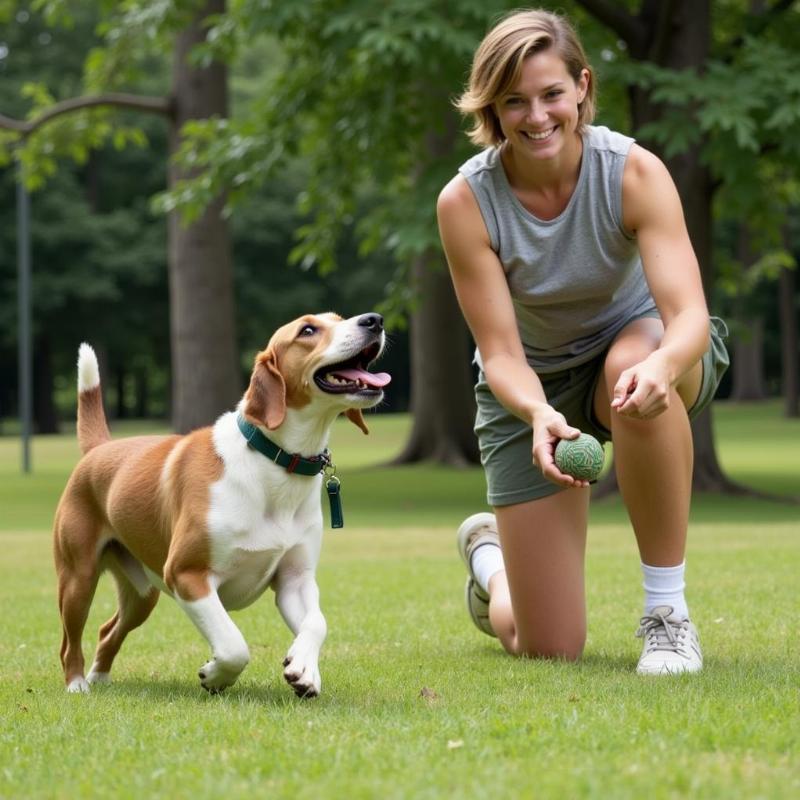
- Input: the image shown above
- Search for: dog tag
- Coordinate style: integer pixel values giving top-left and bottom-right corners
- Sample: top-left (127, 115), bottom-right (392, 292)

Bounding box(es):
top-left (326, 476), bottom-right (343, 529)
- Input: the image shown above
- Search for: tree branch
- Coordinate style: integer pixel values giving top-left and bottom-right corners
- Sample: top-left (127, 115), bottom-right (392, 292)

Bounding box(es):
top-left (725, 0), bottom-right (799, 54)
top-left (573, 0), bottom-right (648, 51)
top-left (0, 93), bottom-right (172, 136)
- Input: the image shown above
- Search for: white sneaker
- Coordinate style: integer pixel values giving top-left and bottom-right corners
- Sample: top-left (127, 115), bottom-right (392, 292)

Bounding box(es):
top-left (456, 513), bottom-right (500, 638)
top-left (636, 606), bottom-right (703, 675)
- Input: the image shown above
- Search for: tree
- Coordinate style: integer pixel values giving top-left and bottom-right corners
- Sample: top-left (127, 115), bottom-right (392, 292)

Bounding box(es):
top-left (0, 0), bottom-right (240, 433)
top-left (575, 0), bottom-right (800, 492)
top-left (0, 6), bottom-right (174, 430)
top-left (153, 0), bottom-right (513, 464)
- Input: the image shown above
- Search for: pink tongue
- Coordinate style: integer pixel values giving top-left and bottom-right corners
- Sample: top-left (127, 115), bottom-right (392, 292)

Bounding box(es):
top-left (333, 368), bottom-right (391, 388)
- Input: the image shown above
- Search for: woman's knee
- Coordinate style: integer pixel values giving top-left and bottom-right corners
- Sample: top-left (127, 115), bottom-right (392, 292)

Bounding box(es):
top-left (601, 318), bottom-right (664, 389)
top-left (516, 634), bottom-right (585, 662)
top-left (515, 625), bottom-right (586, 662)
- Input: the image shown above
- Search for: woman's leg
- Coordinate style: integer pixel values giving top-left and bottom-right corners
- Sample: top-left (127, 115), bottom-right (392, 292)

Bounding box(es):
top-left (593, 316), bottom-right (704, 673)
top-left (592, 317), bottom-right (702, 567)
top-left (487, 489), bottom-right (590, 660)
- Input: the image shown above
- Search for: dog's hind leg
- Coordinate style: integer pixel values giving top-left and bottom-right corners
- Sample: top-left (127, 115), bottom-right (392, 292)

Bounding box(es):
top-left (87, 546), bottom-right (160, 684)
top-left (56, 549), bottom-right (100, 693)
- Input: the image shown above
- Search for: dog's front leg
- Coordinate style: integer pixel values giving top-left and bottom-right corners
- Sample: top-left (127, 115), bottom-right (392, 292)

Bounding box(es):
top-left (171, 573), bottom-right (250, 694)
top-left (273, 549), bottom-right (327, 698)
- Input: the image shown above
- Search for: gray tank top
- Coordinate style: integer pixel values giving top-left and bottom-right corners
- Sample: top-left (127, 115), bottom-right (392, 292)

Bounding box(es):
top-left (459, 125), bottom-right (656, 373)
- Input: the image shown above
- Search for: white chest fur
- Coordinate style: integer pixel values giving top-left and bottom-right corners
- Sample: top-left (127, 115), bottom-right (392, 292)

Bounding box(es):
top-left (204, 413), bottom-right (325, 610)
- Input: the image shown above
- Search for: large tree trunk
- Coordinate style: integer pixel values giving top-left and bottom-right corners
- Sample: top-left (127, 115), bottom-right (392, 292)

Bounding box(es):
top-left (168, 0), bottom-right (239, 433)
top-left (779, 263), bottom-right (799, 417)
top-left (731, 317), bottom-right (767, 401)
top-left (394, 93), bottom-right (480, 465)
top-left (391, 251), bottom-right (479, 466)
top-left (730, 227), bottom-right (766, 401)
top-left (585, 0), bottom-right (740, 496)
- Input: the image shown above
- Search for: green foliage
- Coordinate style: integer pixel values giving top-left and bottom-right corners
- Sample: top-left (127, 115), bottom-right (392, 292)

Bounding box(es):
top-left (159, 0), bottom-right (524, 321)
top-left (606, 33), bottom-right (800, 222)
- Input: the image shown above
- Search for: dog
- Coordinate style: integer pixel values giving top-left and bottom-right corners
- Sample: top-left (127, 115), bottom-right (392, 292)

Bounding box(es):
top-left (53, 312), bottom-right (390, 697)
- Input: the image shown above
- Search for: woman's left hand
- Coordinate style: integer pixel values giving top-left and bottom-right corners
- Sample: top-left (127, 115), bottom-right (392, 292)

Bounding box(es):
top-left (611, 353), bottom-right (672, 420)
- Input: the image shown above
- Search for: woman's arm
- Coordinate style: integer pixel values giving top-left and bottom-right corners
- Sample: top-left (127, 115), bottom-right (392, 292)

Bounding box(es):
top-left (615, 145), bottom-right (710, 418)
top-left (437, 174), bottom-right (586, 488)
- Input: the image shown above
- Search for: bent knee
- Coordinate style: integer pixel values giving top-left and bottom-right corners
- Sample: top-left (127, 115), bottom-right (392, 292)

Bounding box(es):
top-left (516, 633), bottom-right (585, 662)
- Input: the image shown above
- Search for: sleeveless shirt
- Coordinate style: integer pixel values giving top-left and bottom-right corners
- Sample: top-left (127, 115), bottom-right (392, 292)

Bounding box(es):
top-left (459, 125), bottom-right (656, 374)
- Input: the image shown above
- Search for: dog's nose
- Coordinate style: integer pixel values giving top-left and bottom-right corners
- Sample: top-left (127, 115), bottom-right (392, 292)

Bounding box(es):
top-left (357, 313), bottom-right (384, 333)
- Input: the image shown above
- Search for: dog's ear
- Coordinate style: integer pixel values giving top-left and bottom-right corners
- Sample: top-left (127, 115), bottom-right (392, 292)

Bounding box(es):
top-left (345, 408), bottom-right (369, 435)
top-left (244, 349), bottom-right (286, 430)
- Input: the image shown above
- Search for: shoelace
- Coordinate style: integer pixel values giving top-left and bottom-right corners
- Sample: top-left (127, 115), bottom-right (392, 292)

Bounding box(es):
top-left (636, 609), bottom-right (689, 653)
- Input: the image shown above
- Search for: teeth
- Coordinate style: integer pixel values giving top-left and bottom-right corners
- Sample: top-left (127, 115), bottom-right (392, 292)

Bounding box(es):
top-left (525, 128), bottom-right (555, 141)
top-left (323, 374), bottom-right (367, 389)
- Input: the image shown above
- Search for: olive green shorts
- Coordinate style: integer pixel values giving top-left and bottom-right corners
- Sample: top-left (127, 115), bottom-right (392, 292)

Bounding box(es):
top-left (474, 316), bottom-right (729, 507)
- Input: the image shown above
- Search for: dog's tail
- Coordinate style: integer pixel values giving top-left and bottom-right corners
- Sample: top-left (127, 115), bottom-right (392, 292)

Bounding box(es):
top-left (77, 343), bottom-right (111, 455)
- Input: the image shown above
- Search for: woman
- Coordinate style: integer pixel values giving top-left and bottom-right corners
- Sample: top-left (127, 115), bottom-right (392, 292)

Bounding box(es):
top-left (437, 8), bottom-right (728, 674)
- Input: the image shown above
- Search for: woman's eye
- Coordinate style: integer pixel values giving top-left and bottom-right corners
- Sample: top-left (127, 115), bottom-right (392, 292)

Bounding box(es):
top-left (299, 325), bottom-right (316, 337)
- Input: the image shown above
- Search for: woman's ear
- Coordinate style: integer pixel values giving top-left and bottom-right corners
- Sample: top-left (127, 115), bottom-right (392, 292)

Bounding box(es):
top-left (243, 349), bottom-right (286, 430)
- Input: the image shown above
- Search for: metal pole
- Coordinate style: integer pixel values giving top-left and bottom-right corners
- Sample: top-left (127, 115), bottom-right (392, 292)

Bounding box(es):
top-left (17, 160), bottom-right (32, 473)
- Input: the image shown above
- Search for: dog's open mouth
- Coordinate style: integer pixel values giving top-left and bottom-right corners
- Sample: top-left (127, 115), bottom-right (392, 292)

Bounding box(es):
top-left (314, 342), bottom-right (391, 395)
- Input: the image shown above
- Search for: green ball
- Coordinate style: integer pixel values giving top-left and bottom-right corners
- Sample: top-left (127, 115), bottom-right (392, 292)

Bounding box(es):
top-left (554, 433), bottom-right (605, 481)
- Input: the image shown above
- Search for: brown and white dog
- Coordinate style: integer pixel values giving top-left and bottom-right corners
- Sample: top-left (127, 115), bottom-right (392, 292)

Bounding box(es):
top-left (54, 312), bottom-right (390, 697)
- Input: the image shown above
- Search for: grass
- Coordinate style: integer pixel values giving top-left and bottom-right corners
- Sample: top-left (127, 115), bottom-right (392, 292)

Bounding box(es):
top-left (1, 401), bottom-right (798, 798)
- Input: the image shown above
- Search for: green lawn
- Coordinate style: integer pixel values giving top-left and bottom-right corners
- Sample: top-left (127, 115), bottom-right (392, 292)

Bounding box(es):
top-left (1, 402), bottom-right (798, 799)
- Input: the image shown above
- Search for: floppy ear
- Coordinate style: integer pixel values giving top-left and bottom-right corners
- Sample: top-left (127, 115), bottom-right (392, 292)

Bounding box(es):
top-left (243, 350), bottom-right (286, 430)
top-left (345, 408), bottom-right (369, 435)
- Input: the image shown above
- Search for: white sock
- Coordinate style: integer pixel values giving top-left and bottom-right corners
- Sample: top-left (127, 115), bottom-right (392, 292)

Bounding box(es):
top-left (471, 543), bottom-right (505, 594)
top-left (641, 561), bottom-right (689, 619)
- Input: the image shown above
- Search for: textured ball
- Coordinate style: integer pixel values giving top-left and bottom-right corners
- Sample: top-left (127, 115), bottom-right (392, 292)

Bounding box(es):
top-left (554, 433), bottom-right (605, 481)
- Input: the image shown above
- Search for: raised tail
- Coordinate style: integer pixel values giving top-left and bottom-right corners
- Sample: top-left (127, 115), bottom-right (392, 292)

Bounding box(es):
top-left (77, 343), bottom-right (111, 455)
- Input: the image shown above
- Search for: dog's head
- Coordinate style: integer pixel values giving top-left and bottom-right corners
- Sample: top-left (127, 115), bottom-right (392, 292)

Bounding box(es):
top-left (242, 312), bottom-right (390, 434)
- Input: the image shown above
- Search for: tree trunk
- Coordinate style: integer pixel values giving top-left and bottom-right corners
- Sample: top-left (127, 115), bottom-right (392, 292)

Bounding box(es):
top-left (731, 317), bottom-right (766, 401)
top-left (588, 0), bottom-right (739, 495)
top-left (168, 0), bottom-right (240, 433)
top-left (394, 91), bottom-right (480, 465)
top-left (779, 264), bottom-right (799, 417)
top-left (391, 251), bottom-right (479, 466)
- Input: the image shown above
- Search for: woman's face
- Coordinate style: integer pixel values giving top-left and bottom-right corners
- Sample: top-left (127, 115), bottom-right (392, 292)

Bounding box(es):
top-left (494, 49), bottom-right (589, 159)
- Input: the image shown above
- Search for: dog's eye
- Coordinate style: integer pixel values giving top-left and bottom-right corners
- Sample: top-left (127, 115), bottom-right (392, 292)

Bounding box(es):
top-left (298, 324), bottom-right (317, 337)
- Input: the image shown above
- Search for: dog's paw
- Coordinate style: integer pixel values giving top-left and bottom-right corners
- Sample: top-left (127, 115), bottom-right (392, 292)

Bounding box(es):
top-left (197, 658), bottom-right (242, 694)
top-left (282, 652), bottom-right (321, 698)
top-left (87, 668), bottom-right (111, 686)
top-left (66, 676), bottom-right (90, 693)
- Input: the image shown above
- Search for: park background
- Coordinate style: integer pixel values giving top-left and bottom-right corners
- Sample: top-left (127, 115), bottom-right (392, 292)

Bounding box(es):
top-left (0, 1), bottom-right (798, 799)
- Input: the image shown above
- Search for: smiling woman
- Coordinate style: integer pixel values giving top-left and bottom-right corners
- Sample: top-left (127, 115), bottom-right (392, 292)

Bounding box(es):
top-left (437, 8), bottom-right (729, 677)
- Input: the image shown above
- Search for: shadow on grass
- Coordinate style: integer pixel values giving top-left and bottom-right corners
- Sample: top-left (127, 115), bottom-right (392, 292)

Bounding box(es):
top-left (472, 641), bottom-right (637, 674)
top-left (90, 676), bottom-right (301, 706)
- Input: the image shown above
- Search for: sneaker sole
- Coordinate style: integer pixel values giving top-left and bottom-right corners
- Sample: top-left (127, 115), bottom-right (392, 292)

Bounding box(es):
top-left (456, 512), bottom-right (498, 577)
top-left (637, 660), bottom-right (703, 676)
top-left (464, 576), bottom-right (496, 638)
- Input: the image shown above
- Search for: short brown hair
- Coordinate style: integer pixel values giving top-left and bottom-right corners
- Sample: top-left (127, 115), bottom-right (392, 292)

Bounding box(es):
top-left (457, 8), bottom-right (596, 148)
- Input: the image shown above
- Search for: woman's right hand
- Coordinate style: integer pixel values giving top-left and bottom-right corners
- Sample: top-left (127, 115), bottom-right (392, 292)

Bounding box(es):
top-left (531, 408), bottom-right (589, 489)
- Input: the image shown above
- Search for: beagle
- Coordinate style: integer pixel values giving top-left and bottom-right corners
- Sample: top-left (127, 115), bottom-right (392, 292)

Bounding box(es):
top-left (53, 312), bottom-right (390, 698)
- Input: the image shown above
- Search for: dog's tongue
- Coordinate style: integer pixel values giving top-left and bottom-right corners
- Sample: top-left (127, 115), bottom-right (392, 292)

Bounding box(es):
top-left (333, 368), bottom-right (391, 388)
